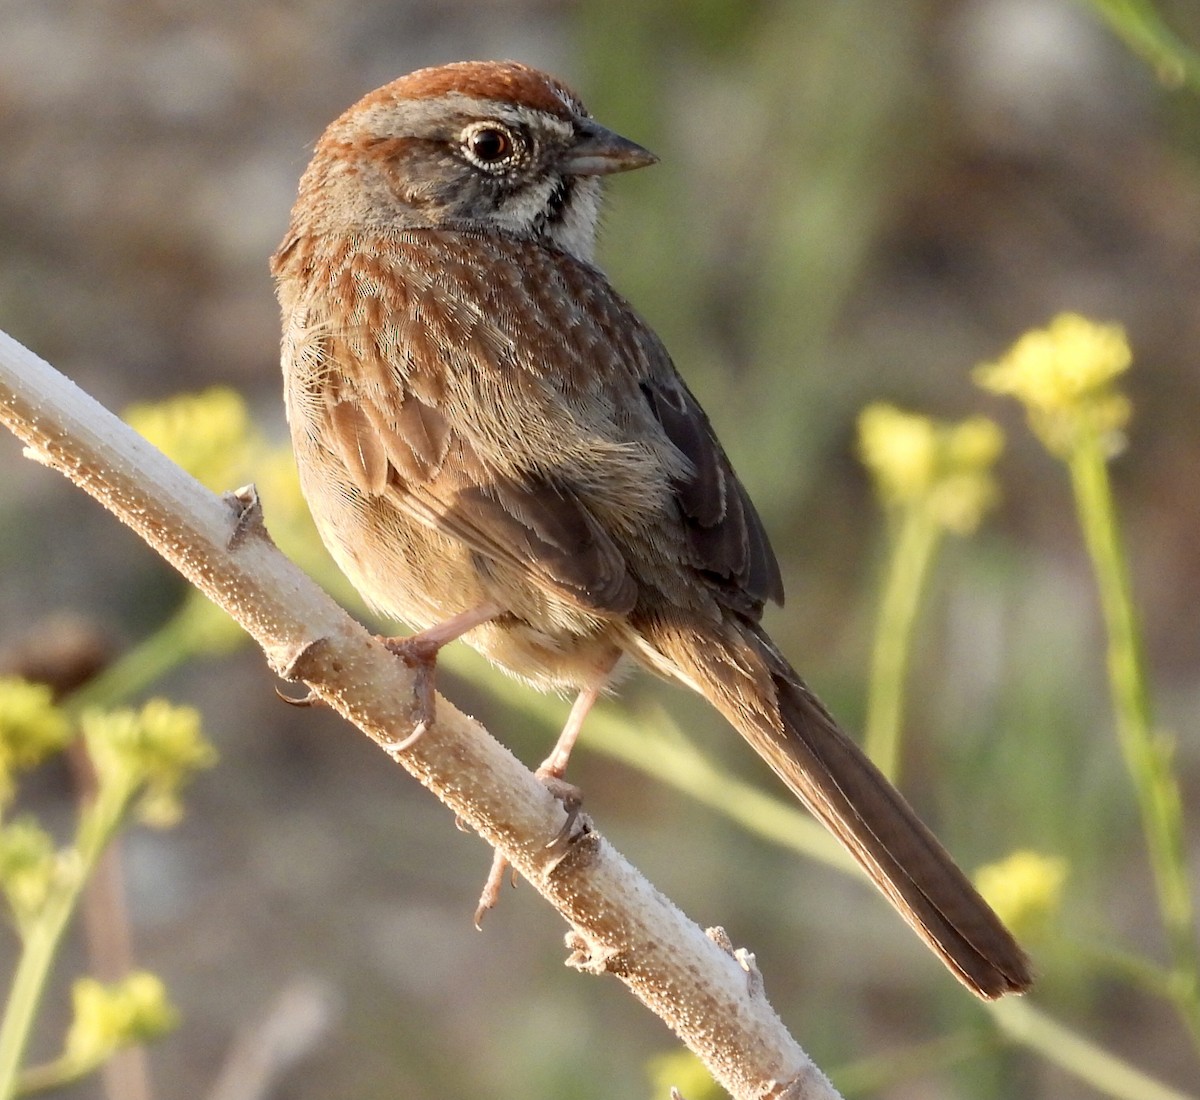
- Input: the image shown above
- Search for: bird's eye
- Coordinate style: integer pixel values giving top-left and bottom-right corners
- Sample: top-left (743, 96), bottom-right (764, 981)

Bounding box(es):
top-left (461, 123), bottom-right (521, 169)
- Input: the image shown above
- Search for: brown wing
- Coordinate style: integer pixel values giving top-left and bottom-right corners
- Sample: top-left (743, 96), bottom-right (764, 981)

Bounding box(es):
top-left (637, 375), bottom-right (784, 615)
top-left (303, 230), bottom-right (778, 621)
top-left (318, 326), bottom-right (638, 617)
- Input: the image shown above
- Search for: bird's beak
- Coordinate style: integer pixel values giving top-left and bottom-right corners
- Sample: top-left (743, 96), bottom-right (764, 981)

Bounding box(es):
top-left (564, 119), bottom-right (658, 176)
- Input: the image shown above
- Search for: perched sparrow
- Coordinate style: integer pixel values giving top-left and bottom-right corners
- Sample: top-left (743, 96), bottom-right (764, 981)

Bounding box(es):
top-left (272, 60), bottom-right (1031, 999)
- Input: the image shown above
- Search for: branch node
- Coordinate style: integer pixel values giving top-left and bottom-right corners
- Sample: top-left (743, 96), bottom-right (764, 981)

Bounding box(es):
top-left (706, 926), bottom-right (736, 955)
top-left (223, 482), bottom-right (268, 549)
top-left (272, 635), bottom-right (330, 682)
top-left (709, 928), bottom-right (764, 997)
top-left (21, 442), bottom-right (54, 468)
top-left (735, 948), bottom-right (764, 998)
top-left (564, 929), bottom-right (626, 976)
top-left (771, 1068), bottom-right (836, 1100)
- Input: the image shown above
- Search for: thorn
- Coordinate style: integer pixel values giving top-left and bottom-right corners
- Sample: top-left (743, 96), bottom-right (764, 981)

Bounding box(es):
top-left (707, 928), bottom-right (764, 997)
top-left (563, 932), bottom-right (622, 975)
top-left (734, 947), bottom-right (764, 997)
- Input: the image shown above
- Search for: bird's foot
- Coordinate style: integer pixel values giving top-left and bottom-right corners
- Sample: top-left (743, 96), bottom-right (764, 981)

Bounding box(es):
top-left (473, 772), bottom-right (587, 926)
top-left (381, 633), bottom-right (441, 749)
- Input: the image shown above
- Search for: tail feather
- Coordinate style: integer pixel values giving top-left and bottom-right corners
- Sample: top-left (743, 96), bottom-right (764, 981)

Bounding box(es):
top-left (646, 614), bottom-right (1032, 999)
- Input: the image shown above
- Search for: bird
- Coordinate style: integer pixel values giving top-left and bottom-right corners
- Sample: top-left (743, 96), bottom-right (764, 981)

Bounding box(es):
top-left (271, 59), bottom-right (1031, 999)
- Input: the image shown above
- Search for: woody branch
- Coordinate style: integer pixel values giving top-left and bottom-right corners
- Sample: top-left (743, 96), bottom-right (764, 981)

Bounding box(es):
top-left (0, 327), bottom-right (841, 1100)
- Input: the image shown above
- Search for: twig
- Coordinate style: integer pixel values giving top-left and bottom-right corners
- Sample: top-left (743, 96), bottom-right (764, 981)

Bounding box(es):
top-left (205, 978), bottom-right (337, 1100)
top-left (0, 328), bottom-right (842, 1099)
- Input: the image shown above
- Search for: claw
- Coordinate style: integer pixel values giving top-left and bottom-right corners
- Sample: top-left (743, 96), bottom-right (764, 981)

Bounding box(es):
top-left (473, 773), bottom-right (585, 925)
top-left (472, 849), bottom-right (520, 926)
top-left (275, 685), bottom-right (322, 707)
top-left (536, 774), bottom-right (583, 852)
top-left (379, 602), bottom-right (501, 744)
top-left (380, 636), bottom-right (438, 747)
top-left (390, 719), bottom-right (429, 753)
top-left (474, 853), bottom-right (519, 928)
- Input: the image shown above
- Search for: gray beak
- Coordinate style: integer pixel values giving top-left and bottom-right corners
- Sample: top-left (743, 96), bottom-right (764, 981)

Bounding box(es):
top-left (563, 119), bottom-right (658, 176)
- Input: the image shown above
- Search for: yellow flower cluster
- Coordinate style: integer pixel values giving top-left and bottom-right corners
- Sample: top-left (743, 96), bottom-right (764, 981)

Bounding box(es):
top-left (975, 313), bottom-right (1132, 456)
top-left (0, 677), bottom-right (71, 804)
top-left (125, 386), bottom-right (255, 492)
top-left (857, 404), bottom-right (1004, 534)
top-left (975, 849), bottom-right (1067, 939)
top-left (0, 819), bottom-right (59, 932)
top-left (82, 700), bottom-right (217, 827)
top-left (65, 973), bottom-right (178, 1069)
top-left (124, 387), bottom-right (331, 589)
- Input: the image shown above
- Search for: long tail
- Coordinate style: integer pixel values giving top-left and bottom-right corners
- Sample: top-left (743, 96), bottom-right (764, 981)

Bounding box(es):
top-left (642, 613), bottom-right (1032, 999)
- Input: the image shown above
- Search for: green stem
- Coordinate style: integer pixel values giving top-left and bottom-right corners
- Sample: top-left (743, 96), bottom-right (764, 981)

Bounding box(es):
top-left (0, 782), bottom-right (131, 1099)
top-left (66, 595), bottom-right (213, 712)
top-left (833, 1029), bottom-right (991, 1096)
top-left (15, 1044), bottom-right (106, 1097)
top-left (1083, 0), bottom-right (1200, 90)
top-left (1068, 434), bottom-right (1200, 1044)
top-left (592, 707), bottom-right (855, 874)
top-left (438, 644), bottom-right (854, 873)
top-left (0, 901), bottom-right (72, 1098)
top-left (989, 999), bottom-right (1197, 1100)
top-left (864, 506), bottom-right (941, 780)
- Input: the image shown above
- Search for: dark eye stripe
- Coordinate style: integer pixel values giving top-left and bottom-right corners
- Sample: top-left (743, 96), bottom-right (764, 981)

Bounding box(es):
top-left (539, 176), bottom-right (574, 227)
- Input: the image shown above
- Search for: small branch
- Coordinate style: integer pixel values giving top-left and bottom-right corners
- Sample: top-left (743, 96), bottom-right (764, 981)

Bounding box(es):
top-left (0, 328), bottom-right (842, 1099)
top-left (205, 978), bottom-right (337, 1100)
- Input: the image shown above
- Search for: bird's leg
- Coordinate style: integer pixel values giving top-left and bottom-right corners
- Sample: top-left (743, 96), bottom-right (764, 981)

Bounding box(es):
top-left (534, 675), bottom-right (609, 842)
top-left (382, 601), bottom-right (502, 750)
top-left (475, 656), bottom-right (618, 925)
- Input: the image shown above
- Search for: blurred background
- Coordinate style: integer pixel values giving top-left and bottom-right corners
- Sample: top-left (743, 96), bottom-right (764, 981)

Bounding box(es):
top-left (2, 0), bottom-right (1199, 1096)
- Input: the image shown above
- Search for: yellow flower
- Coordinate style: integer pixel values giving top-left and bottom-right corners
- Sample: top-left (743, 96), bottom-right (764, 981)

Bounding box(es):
top-left (0, 677), bottom-right (72, 804)
top-left (125, 387), bottom-right (255, 491)
top-left (975, 850), bottom-right (1067, 939)
top-left (975, 314), bottom-right (1132, 456)
top-left (124, 388), bottom-right (342, 594)
top-left (858, 405), bottom-right (937, 501)
top-left (857, 404), bottom-right (1003, 535)
top-left (65, 973), bottom-right (178, 1068)
top-left (0, 818), bottom-right (59, 929)
top-left (647, 1049), bottom-right (723, 1100)
top-left (82, 700), bottom-right (217, 827)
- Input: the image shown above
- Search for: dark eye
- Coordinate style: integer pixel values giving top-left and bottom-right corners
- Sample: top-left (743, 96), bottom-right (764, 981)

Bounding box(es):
top-left (461, 122), bottom-right (522, 170)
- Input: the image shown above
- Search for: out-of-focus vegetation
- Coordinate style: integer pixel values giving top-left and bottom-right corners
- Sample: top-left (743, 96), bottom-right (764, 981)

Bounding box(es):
top-left (2, 1), bottom-right (1199, 1097)
top-left (0, 688), bottom-right (210, 1097)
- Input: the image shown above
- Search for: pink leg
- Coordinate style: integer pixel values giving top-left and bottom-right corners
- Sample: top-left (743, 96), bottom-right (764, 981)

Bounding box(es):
top-left (383, 602), bottom-right (502, 751)
top-left (475, 654), bottom-right (619, 925)
top-left (536, 676), bottom-right (609, 780)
